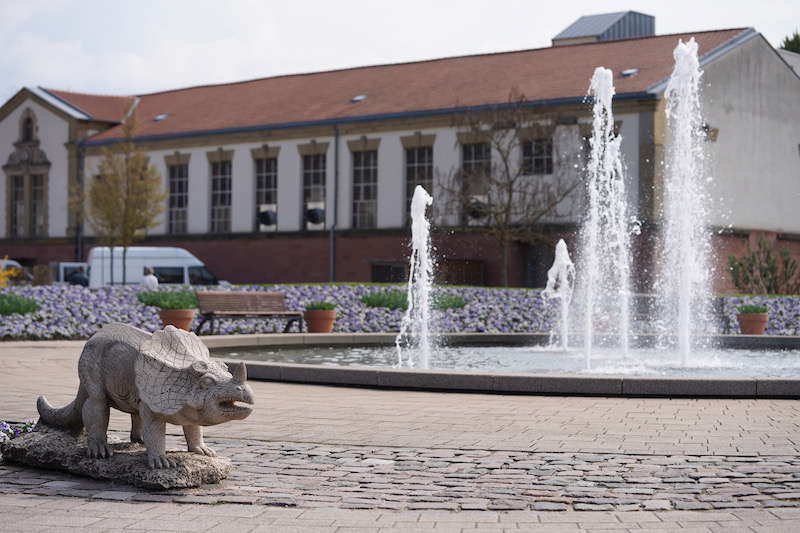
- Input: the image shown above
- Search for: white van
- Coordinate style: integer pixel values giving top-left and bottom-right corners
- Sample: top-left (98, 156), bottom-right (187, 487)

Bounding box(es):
top-left (87, 246), bottom-right (221, 288)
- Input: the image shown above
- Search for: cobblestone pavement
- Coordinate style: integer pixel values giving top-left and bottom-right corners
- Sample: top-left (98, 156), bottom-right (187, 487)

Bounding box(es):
top-left (3, 341), bottom-right (800, 530)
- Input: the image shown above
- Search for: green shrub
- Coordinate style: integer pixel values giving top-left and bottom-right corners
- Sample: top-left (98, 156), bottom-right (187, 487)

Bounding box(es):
top-left (362, 291), bottom-right (408, 310)
top-left (138, 291), bottom-right (197, 309)
top-left (305, 301), bottom-right (336, 311)
top-left (0, 293), bottom-right (39, 315)
top-left (737, 304), bottom-right (768, 314)
top-left (433, 294), bottom-right (467, 310)
top-left (729, 238), bottom-right (800, 294)
top-left (362, 290), bottom-right (467, 311)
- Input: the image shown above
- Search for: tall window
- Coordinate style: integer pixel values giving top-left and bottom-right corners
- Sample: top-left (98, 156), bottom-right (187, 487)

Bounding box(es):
top-left (522, 138), bottom-right (553, 175)
top-left (22, 117), bottom-right (34, 142)
top-left (210, 160), bottom-right (232, 233)
top-left (352, 150), bottom-right (377, 229)
top-left (10, 176), bottom-right (24, 238)
top-left (255, 158), bottom-right (277, 228)
top-left (461, 142), bottom-right (491, 198)
top-left (29, 174), bottom-right (45, 237)
top-left (405, 146), bottom-right (433, 220)
top-left (168, 164), bottom-right (188, 234)
top-left (302, 154), bottom-right (326, 228)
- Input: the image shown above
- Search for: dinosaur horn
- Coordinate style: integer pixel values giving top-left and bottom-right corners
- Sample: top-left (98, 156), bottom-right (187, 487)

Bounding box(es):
top-left (232, 361), bottom-right (247, 384)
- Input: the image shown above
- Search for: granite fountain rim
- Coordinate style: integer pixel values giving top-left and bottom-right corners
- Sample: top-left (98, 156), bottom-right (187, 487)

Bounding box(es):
top-left (204, 332), bottom-right (800, 399)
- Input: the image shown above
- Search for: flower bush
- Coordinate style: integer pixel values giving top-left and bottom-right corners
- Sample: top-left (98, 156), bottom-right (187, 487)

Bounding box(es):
top-left (0, 420), bottom-right (35, 443)
top-left (0, 284), bottom-right (797, 340)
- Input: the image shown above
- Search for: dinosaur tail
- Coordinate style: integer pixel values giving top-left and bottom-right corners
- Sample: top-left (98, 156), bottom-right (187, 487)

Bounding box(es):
top-left (36, 384), bottom-right (87, 430)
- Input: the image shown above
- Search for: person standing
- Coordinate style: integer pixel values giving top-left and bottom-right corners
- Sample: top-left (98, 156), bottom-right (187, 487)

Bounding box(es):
top-left (141, 266), bottom-right (159, 289)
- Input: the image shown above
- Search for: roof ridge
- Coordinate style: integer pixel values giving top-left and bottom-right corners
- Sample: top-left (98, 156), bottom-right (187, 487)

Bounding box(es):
top-left (45, 87), bottom-right (133, 99)
top-left (129, 27), bottom-right (748, 99)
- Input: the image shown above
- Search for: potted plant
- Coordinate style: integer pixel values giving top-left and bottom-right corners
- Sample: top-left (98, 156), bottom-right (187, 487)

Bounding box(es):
top-left (138, 291), bottom-right (198, 331)
top-left (736, 304), bottom-right (769, 335)
top-left (304, 301), bottom-right (336, 333)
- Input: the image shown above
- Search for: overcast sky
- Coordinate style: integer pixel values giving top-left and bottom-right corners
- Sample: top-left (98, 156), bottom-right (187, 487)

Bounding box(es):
top-left (1, 0), bottom-right (797, 103)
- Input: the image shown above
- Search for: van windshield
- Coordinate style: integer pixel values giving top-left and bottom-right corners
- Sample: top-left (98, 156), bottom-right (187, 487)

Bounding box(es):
top-left (188, 266), bottom-right (218, 285)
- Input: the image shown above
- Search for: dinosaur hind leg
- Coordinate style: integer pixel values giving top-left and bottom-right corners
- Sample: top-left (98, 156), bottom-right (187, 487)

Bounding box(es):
top-left (130, 413), bottom-right (144, 444)
top-left (82, 392), bottom-right (113, 459)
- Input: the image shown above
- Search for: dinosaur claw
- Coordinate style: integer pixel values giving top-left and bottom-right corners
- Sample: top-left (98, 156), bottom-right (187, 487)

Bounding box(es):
top-left (189, 444), bottom-right (216, 457)
top-left (147, 453), bottom-right (175, 469)
top-left (87, 441), bottom-right (113, 459)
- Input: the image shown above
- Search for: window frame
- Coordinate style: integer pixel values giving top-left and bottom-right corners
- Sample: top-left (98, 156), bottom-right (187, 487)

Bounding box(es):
top-left (167, 163), bottom-right (189, 234)
top-left (521, 138), bottom-right (554, 176)
top-left (405, 145), bottom-right (433, 222)
top-left (302, 153), bottom-right (326, 229)
top-left (209, 160), bottom-right (232, 233)
top-left (254, 157), bottom-right (278, 229)
top-left (351, 149), bottom-right (378, 229)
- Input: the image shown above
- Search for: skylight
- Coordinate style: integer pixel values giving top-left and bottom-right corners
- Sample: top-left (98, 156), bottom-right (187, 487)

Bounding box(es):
top-left (620, 68), bottom-right (640, 78)
top-left (350, 95), bottom-right (367, 103)
top-left (153, 113), bottom-right (169, 122)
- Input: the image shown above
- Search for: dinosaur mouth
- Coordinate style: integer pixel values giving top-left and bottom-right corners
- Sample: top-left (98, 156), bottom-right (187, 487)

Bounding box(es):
top-left (218, 399), bottom-right (253, 414)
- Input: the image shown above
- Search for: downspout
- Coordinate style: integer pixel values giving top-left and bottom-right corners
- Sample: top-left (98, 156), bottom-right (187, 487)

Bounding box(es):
top-left (329, 124), bottom-right (339, 282)
top-left (75, 142), bottom-right (85, 262)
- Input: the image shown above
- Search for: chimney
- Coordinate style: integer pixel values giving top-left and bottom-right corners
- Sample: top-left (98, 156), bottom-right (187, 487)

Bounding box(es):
top-left (552, 11), bottom-right (655, 47)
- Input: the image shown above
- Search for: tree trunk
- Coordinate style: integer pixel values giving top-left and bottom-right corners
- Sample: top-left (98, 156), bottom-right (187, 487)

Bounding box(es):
top-left (501, 236), bottom-right (510, 287)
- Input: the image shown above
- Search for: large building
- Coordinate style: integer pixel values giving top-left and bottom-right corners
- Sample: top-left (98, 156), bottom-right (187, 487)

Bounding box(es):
top-left (1, 12), bottom-right (799, 289)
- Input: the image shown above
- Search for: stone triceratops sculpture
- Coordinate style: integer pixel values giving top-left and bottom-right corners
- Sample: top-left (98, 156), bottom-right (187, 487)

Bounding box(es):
top-left (37, 323), bottom-right (254, 468)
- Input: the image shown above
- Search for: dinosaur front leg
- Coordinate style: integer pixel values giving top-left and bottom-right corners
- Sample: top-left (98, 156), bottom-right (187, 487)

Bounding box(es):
top-left (130, 412), bottom-right (144, 444)
top-left (183, 425), bottom-right (216, 457)
top-left (139, 403), bottom-right (174, 469)
top-left (82, 393), bottom-right (113, 459)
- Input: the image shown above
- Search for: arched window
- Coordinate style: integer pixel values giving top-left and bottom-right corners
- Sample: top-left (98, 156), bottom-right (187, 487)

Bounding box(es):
top-left (21, 115), bottom-right (34, 142)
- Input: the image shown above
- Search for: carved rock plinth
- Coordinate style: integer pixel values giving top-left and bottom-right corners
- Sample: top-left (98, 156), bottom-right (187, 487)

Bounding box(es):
top-left (0, 425), bottom-right (231, 489)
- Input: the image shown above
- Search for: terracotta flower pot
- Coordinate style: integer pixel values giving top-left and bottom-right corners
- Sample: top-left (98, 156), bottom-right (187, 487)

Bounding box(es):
top-left (304, 310), bottom-right (336, 333)
top-left (736, 313), bottom-right (768, 335)
top-left (158, 308), bottom-right (196, 331)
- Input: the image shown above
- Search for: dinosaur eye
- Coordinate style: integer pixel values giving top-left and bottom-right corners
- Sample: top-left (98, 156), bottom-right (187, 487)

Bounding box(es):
top-left (200, 373), bottom-right (217, 388)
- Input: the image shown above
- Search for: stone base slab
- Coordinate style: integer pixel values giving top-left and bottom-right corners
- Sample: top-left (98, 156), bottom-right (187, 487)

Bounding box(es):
top-left (0, 425), bottom-right (230, 489)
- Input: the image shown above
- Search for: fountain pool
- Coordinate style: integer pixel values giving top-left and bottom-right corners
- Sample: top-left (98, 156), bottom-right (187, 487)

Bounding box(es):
top-left (215, 341), bottom-right (800, 379)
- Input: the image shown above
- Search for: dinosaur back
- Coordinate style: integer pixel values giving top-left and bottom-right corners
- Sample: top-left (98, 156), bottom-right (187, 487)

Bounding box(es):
top-left (135, 326), bottom-right (212, 415)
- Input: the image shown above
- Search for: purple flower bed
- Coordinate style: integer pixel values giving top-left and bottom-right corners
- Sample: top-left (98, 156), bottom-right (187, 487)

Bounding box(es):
top-left (0, 284), bottom-right (556, 340)
top-left (0, 284), bottom-right (797, 340)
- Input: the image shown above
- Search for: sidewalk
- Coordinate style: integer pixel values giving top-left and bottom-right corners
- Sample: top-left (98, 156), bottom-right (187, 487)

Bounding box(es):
top-left (2, 341), bottom-right (800, 531)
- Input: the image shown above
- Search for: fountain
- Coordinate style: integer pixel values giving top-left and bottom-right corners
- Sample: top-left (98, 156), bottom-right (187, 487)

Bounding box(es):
top-left (214, 41), bottom-right (800, 392)
top-left (396, 185), bottom-right (434, 368)
top-left (656, 38), bottom-right (714, 363)
top-left (579, 67), bottom-right (633, 368)
top-left (542, 239), bottom-right (576, 350)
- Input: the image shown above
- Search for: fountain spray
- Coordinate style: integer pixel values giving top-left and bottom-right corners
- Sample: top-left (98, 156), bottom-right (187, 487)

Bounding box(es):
top-left (542, 239), bottom-right (576, 350)
top-left (396, 185), bottom-right (434, 368)
top-left (581, 67), bottom-right (633, 368)
top-left (657, 38), bottom-right (713, 363)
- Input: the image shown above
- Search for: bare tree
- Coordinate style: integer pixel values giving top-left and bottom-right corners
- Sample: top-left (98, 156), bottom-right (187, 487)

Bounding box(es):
top-left (439, 89), bottom-right (584, 286)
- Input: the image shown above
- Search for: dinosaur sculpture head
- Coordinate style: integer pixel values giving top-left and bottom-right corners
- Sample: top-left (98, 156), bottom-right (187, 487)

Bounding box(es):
top-left (184, 359), bottom-right (254, 425)
top-left (135, 326), bottom-right (254, 425)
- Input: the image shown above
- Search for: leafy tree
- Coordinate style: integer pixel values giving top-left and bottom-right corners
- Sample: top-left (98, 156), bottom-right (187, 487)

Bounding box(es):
top-left (781, 30), bottom-right (800, 53)
top-left (78, 102), bottom-right (166, 284)
top-left (439, 89), bottom-right (583, 286)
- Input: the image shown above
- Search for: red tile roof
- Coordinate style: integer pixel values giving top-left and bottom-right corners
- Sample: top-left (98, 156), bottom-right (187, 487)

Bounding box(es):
top-left (67, 28), bottom-right (747, 143)
top-left (45, 89), bottom-right (134, 123)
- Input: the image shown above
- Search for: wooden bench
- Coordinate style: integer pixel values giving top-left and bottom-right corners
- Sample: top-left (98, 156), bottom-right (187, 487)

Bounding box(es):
top-left (195, 291), bottom-right (303, 335)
